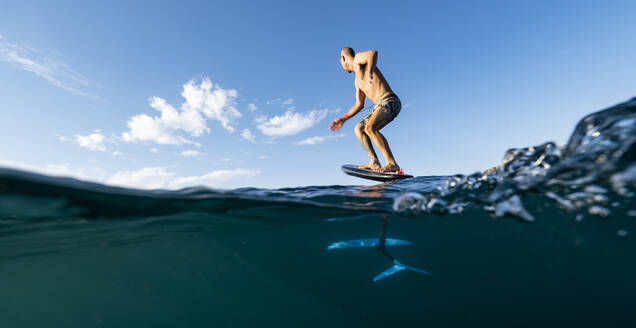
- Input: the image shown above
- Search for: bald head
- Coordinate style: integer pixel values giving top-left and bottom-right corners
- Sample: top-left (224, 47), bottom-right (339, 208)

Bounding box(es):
top-left (340, 47), bottom-right (355, 73)
top-left (341, 47), bottom-right (355, 58)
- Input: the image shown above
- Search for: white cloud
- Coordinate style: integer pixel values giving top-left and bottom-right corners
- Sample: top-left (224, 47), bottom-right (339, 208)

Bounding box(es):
top-left (43, 163), bottom-right (109, 182)
top-left (241, 128), bottom-right (255, 142)
top-left (75, 132), bottom-right (106, 151)
top-left (149, 148), bottom-right (159, 153)
top-left (0, 35), bottom-right (98, 99)
top-left (121, 78), bottom-right (240, 145)
top-left (167, 168), bottom-right (260, 189)
top-left (248, 103), bottom-right (257, 112)
top-left (296, 135), bottom-right (326, 145)
top-left (111, 151), bottom-right (123, 157)
top-left (257, 109), bottom-right (328, 137)
top-left (0, 159), bottom-right (260, 190)
top-left (181, 150), bottom-right (202, 157)
top-left (295, 133), bottom-right (345, 146)
top-left (107, 167), bottom-right (175, 189)
top-left (267, 97), bottom-right (294, 106)
top-left (181, 78), bottom-right (242, 132)
top-left (121, 97), bottom-right (203, 145)
top-left (59, 131), bottom-right (107, 151)
top-left (258, 155), bottom-right (269, 160)
top-left (107, 167), bottom-right (259, 190)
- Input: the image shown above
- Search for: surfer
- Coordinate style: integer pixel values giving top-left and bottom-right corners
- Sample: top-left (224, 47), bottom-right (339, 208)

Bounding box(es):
top-left (329, 47), bottom-right (402, 173)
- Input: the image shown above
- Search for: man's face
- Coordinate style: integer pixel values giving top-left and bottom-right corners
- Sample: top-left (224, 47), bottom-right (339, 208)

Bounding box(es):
top-left (341, 55), bottom-right (352, 73)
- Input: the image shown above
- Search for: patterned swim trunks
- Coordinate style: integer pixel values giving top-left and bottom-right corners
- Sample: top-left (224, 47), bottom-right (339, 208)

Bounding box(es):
top-left (361, 93), bottom-right (402, 126)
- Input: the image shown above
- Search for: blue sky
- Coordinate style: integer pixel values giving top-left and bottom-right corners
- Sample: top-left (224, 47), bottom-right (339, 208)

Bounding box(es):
top-left (1, 0), bottom-right (635, 189)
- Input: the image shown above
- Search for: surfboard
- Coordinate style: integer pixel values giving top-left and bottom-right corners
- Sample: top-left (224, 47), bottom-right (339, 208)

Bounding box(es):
top-left (341, 164), bottom-right (413, 182)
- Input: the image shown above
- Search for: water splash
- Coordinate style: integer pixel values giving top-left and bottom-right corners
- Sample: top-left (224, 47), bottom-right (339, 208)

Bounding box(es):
top-left (393, 97), bottom-right (636, 221)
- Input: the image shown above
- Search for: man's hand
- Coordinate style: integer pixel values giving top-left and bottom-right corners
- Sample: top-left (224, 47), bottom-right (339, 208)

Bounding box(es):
top-left (329, 117), bottom-right (345, 131)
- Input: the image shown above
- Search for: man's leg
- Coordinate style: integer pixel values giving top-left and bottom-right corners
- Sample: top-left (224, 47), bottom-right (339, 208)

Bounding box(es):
top-left (354, 122), bottom-right (381, 170)
top-left (364, 110), bottom-right (399, 173)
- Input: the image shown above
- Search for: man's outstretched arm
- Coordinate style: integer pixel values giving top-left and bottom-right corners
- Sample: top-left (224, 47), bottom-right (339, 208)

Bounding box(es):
top-left (330, 88), bottom-right (365, 131)
top-left (344, 87), bottom-right (366, 118)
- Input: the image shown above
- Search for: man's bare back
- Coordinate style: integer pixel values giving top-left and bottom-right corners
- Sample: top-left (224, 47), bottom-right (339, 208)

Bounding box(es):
top-left (330, 47), bottom-right (403, 173)
top-left (353, 59), bottom-right (394, 104)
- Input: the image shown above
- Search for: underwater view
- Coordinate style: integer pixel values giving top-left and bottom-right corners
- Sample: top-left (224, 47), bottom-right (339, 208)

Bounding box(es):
top-left (1, 98), bottom-right (634, 327)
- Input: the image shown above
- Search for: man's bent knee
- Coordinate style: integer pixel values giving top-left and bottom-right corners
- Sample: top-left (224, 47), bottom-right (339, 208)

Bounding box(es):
top-left (364, 124), bottom-right (377, 136)
top-left (354, 123), bottom-right (365, 137)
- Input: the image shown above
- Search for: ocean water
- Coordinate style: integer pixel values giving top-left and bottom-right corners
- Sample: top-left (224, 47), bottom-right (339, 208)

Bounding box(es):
top-left (1, 98), bottom-right (635, 327)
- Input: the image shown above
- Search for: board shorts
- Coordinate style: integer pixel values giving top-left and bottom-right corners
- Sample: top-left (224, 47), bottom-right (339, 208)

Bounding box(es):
top-left (361, 93), bottom-right (401, 126)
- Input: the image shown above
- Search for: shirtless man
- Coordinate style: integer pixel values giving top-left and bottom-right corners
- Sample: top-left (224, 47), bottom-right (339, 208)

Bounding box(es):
top-left (329, 47), bottom-right (402, 173)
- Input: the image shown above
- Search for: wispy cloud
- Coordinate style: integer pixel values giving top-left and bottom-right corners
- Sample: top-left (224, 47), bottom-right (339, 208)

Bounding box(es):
top-left (0, 35), bottom-right (99, 99)
top-left (181, 149), bottom-right (203, 157)
top-left (267, 97), bottom-right (294, 106)
top-left (257, 109), bottom-right (328, 137)
top-left (295, 133), bottom-right (345, 146)
top-left (248, 103), bottom-right (257, 112)
top-left (241, 128), bottom-right (255, 142)
top-left (121, 78), bottom-right (240, 145)
top-left (296, 135), bottom-right (326, 145)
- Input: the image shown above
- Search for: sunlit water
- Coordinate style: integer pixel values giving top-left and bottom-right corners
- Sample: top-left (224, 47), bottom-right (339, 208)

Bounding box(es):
top-left (1, 98), bottom-right (635, 327)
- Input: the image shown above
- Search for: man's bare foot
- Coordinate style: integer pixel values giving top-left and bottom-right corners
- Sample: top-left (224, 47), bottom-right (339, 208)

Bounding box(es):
top-left (359, 161), bottom-right (381, 171)
top-left (373, 163), bottom-right (400, 173)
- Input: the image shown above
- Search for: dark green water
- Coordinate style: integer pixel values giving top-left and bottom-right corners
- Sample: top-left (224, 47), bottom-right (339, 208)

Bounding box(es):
top-left (1, 98), bottom-right (635, 327)
top-left (0, 169), bottom-right (634, 327)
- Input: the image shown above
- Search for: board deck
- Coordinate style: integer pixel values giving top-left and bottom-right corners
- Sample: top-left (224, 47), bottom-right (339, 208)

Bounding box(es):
top-left (341, 164), bottom-right (413, 182)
